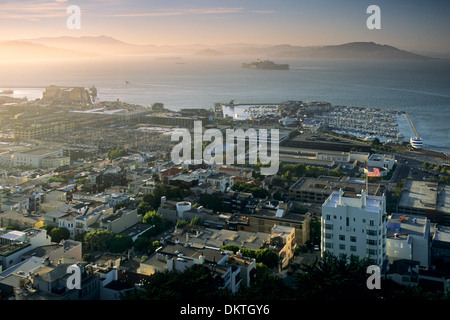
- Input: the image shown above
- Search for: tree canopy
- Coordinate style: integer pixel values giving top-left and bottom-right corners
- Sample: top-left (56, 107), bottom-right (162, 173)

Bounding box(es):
top-left (122, 264), bottom-right (228, 300)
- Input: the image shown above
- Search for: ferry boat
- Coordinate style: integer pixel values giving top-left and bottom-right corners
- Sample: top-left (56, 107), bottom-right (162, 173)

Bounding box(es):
top-left (410, 136), bottom-right (423, 149)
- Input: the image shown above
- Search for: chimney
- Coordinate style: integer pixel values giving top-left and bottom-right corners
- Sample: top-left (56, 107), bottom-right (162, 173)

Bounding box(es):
top-left (338, 188), bottom-right (343, 205)
top-left (361, 189), bottom-right (366, 208)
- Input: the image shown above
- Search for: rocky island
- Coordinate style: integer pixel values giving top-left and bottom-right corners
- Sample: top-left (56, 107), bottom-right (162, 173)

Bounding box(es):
top-left (242, 59), bottom-right (289, 70)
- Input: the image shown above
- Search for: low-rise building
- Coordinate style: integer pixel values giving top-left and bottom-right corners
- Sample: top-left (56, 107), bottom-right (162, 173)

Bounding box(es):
top-left (96, 208), bottom-right (141, 234)
top-left (247, 202), bottom-right (311, 246)
top-left (206, 173), bottom-right (234, 193)
top-left (431, 225), bottom-right (450, 266)
top-left (386, 213), bottom-right (431, 267)
top-left (397, 180), bottom-right (449, 224)
top-left (289, 176), bottom-right (381, 204)
top-left (0, 228), bottom-right (52, 271)
top-left (368, 153), bottom-right (396, 171)
top-left (270, 225), bottom-right (296, 270)
top-left (13, 147), bottom-right (64, 168)
top-left (138, 240), bottom-right (255, 294)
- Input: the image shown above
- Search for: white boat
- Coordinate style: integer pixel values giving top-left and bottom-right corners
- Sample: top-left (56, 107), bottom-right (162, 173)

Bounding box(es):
top-left (364, 135), bottom-right (376, 142)
top-left (410, 136), bottom-right (423, 148)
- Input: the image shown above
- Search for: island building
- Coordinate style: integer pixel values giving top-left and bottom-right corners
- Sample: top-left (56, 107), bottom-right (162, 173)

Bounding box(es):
top-left (321, 189), bottom-right (387, 266)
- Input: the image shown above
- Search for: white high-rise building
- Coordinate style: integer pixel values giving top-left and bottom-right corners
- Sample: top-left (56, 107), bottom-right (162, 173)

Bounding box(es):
top-left (321, 189), bottom-right (387, 266)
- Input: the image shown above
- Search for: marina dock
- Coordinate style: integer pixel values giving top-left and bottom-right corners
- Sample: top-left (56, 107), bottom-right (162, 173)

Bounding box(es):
top-left (405, 111), bottom-right (419, 137)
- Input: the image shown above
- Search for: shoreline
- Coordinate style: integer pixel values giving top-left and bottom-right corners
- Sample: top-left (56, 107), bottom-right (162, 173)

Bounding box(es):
top-left (1, 86), bottom-right (449, 155)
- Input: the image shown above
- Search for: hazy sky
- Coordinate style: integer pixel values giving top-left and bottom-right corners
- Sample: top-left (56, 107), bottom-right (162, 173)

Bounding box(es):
top-left (1, 0), bottom-right (449, 52)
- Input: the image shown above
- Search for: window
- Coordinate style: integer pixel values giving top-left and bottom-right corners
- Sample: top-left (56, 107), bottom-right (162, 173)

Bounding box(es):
top-left (350, 236), bottom-right (356, 242)
top-left (369, 220), bottom-right (375, 226)
top-left (346, 217), bottom-right (349, 227)
top-left (339, 244), bottom-right (345, 250)
top-left (350, 246), bottom-right (357, 252)
top-left (339, 235), bottom-right (345, 241)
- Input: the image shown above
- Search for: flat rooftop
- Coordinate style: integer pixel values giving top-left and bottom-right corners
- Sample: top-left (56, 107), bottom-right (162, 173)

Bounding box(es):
top-left (386, 213), bottom-right (429, 239)
top-left (324, 191), bottom-right (383, 213)
top-left (290, 176), bottom-right (381, 195)
top-left (437, 185), bottom-right (450, 214)
top-left (18, 147), bottom-right (60, 156)
top-left (398, 180), bottom-right (438, 210)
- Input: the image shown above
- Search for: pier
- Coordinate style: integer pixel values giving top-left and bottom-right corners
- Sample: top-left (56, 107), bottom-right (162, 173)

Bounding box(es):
top-left (405, 112), bottom-right (419, 137)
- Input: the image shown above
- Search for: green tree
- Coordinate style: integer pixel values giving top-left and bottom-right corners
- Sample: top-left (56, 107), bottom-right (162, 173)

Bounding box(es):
top-left (273, 190), bottom-right (284, 201)
top-left (255, 248), bottom-right (279, 269)
top-left (142, 210), bottom-right (165, 231)
top-left (109, 234), bottom-right (133, 253)
top-left (49, 227), bottom-right (70, 243)
top-left (84, 229), bottom-right (115, 251)
top-left (107, 147), bottom-right (128, 160)
top-left (133, 236), bottom-right (151, 253)
top-left (294, 252), bottom-right (376, 300)
top-left (220, 244), bottom-right (240, 253)
top-left (75, 177), bottom-right (89, 185)
top-left (122, 264), bottom-right (227, 300)
top-left (198, 193), bottom-right (224, 212)
top-left (45, 176), bottom-right (67, 184)
top-left (114, 201), bottom-right (129, 211)
top-left (235, 263), bottom-right (292, 300)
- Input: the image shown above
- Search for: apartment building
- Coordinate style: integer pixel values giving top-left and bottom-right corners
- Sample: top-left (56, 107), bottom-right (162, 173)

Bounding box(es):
top-left (321, 189), bottom-right (388, 266)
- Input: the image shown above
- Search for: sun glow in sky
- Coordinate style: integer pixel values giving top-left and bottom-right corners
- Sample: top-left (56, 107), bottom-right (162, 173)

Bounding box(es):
top-left (0, 0), bottom-right (449, 52)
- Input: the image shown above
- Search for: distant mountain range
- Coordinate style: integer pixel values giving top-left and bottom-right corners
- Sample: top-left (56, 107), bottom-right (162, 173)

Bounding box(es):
top-left (0, 35), bottom-right (436, 61)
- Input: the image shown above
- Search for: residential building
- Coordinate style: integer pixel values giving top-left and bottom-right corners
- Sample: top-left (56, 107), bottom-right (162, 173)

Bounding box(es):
top-left (368, 154), bottom-right (396, 171)
top-left (431, 225), bottom-right (450, 266)
top-left (206, 173), bottom-right (234, 193)
top-left (13, 147), bottom-right (64, 168)
top-left (289, 176), bottom-right (381, 204)
top-left (41, 156), bottom-right (71, 169)
top-left (95, 208), bottom-right (141, 234)
top-left (222, 191), bottom-right (255, 215)
top-left (10, 257), bottom-right (100, 300)
top-left (138, 241), bottom-right (255, 294)
top-left (270, 225), bottom-right (296, 270)
top-left (321, 189), bottom-right (387, 266)
top-left (0, 228), bottom-right (52, 271)
top-left (247, 202), bottom-right (311, 246)
top-left (386, 213), bottom-right (431, 267)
